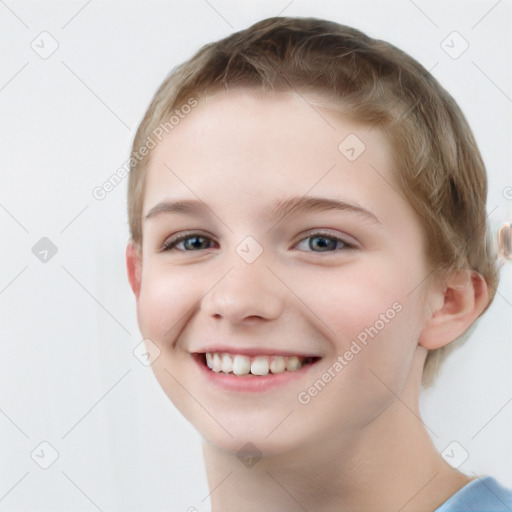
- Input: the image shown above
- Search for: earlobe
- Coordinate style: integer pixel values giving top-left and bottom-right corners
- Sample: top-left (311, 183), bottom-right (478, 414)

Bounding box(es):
top-left (126, 241), bottom-right (142, 299)
top-left (418, 269), bottom-right (489, 350)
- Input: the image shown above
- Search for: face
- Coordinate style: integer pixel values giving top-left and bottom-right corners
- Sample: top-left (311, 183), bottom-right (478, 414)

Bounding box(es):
top-left (128, 87), bottom-right (434, 456)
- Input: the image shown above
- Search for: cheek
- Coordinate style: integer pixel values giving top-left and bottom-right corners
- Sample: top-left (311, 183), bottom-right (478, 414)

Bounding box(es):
top-left (301, 270), bottom-right (422, 432)
top-left (136, 264), bottom-right (201, 416)
top-left (137, 263), bottom-right (197, 340)
top-left (315, 260), bottom-right (410, 330)
top-left (310, 258), bottom-right (424, 380)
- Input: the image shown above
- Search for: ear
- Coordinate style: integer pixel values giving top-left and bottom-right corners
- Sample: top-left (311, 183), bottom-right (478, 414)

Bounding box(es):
top-left (126, 241), bottom-right (142, 299)
top-left (418, 269), bottom-right (489, 350)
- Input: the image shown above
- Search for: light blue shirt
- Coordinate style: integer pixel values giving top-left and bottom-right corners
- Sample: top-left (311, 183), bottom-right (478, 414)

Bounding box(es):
top-left (198, 475), bottom-right (511, 512)
top-left (435, 476), bottom-right (512, 511)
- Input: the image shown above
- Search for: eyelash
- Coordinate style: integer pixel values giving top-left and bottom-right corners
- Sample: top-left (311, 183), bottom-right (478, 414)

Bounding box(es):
top-left (161, 231), bottom-right (356, 253)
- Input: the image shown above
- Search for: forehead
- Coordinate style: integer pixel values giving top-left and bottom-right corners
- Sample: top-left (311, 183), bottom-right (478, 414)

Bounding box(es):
top-left (155, 87), bottom-right (392, 164)
top-left (143, 87), bottom-right (399, 215)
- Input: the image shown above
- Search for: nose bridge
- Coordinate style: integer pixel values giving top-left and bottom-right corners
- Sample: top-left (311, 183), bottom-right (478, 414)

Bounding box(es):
top-left (201, 242), bottom-right (284, 323)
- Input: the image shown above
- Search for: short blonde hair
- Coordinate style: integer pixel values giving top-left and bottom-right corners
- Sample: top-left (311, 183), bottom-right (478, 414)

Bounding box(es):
top-left (127, 16), bottom-right (500, 385)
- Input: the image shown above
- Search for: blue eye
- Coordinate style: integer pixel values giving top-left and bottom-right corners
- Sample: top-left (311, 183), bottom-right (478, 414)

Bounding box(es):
top-left (295, 233), bottom-right (353, 252)
top-left (162, 233), bottom-right (216, 252)
top-left (161, 232), bottom-right (354, 253)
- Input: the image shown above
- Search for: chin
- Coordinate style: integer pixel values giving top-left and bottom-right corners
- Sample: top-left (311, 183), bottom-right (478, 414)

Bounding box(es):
top-left (199, 425), bottom-right (306, 460)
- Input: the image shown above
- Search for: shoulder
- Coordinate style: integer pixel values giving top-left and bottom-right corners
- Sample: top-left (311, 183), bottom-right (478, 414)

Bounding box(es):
top-left (435, 475), bottom-right (512, 512)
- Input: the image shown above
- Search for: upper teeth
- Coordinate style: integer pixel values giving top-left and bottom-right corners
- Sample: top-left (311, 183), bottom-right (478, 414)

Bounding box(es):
top-left (205, 352), bottom-right (306, 376)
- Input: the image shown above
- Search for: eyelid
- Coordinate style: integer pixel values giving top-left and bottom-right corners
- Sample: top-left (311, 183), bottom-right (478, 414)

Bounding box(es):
top-left (161, 230), bottom-right (217, 251)
top-left (293, 228), bottom-right (358, 248)
top-left (161, 228), bottom-right (358, 252)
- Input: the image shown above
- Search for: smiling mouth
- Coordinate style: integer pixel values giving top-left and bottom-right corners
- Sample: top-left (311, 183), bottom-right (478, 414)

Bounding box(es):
top-left (196, 352), bottom-right (321, 376)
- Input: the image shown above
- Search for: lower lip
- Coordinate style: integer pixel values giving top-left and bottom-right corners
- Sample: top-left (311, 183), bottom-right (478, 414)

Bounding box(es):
top-left (192, 354), bottom-right (321, 392)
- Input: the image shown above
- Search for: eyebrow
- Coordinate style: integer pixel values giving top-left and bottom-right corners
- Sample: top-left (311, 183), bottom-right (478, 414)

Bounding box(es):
top-left (144, 196), bottom-right (384, 227)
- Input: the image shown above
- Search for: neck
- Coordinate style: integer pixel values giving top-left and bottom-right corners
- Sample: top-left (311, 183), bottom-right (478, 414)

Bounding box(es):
top-left (200, 350), bottom-right (472, 512)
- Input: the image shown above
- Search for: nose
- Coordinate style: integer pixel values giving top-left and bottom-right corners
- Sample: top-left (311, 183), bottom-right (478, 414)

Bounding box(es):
top-left (200, 258), bottom-right (285, 325)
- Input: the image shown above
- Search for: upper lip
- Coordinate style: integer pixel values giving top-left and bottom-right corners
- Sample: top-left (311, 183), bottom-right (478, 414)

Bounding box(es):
top-left (190, 346), bottom-right (322, 358)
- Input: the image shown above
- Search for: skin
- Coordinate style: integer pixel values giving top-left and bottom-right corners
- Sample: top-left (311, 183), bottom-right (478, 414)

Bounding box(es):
top-left (126, 87), bottom-right (489, 511)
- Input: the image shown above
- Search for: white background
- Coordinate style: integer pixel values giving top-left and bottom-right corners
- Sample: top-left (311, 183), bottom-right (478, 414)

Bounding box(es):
top-left (1, 1), bottom-right (511, 510)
